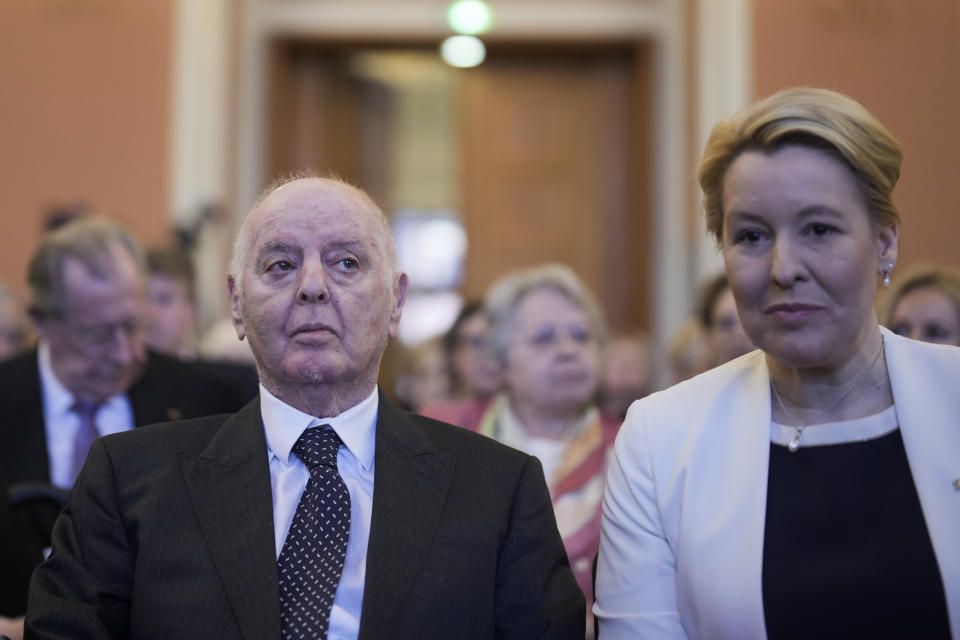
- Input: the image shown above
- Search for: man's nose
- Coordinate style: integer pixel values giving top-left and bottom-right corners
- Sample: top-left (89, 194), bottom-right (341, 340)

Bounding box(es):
top-left (297, 260), bottom-right (329, 303)
top-left (110, 326), bottom-right (145, 366)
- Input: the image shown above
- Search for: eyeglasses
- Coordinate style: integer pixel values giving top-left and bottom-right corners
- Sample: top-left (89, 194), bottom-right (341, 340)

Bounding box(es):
top-left (66, 316), bottom-right (150, 350)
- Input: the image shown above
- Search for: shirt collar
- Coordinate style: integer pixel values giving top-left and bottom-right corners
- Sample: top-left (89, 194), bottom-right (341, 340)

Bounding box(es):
top-left (260, 384), bottom-right (378, 472)
top-left (38, 342), bottom-right (74, 417)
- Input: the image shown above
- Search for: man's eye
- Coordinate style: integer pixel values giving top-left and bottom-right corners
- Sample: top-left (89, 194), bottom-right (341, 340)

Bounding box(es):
top-left (268, 260), bottom-right (293, 272)
top-left (339, 257), bottom-right (359, 270)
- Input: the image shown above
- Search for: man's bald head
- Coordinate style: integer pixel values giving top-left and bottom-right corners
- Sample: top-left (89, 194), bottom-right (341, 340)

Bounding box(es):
top-left (229, 176), bottom-right (396, 297)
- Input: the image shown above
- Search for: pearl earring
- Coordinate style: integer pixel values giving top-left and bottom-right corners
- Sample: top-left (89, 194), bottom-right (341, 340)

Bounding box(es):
top-left (882, 263), bottom-right (894, 287)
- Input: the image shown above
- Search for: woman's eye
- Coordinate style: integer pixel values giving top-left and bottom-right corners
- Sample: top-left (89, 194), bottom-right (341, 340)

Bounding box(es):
top-left (735, 230), bottom-right (762, 244)
top-left (530, 330), bottom-right (555, 346)
top-left (570, 326), bottom-right (592, 343)
top-left (808, 223), bottom-right (836, 237)
top-left (891, 323), bottom-right (910, 337)
top-left (924, 325), bottom-right (949, 340)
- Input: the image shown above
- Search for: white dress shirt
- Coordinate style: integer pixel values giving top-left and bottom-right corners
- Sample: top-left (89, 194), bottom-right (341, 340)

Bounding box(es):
top-left (260, 384), bottom-right (376, 640)
top-left (38, 342), bottom-right (135, 488)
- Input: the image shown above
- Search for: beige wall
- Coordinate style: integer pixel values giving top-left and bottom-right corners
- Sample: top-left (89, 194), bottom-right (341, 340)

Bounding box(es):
top-left (753, 0), bottom-right (960, 271)
top-left (2, 0), bottom-right (957, 302)
top-left (0, 0), bottom-right (174, 296)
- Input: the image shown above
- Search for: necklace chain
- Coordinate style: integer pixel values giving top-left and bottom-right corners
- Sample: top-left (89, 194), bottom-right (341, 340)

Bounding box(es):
top-left (770, 336), bottom-right (885, 453)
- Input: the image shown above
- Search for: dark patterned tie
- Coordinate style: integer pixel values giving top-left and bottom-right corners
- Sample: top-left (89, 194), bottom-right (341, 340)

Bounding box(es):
top-left (278, 426), bottom-right (351, 639)
top-left (70, 400), bottom-right (101, 483)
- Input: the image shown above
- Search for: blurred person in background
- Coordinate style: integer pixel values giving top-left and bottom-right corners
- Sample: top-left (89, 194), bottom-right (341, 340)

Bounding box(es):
top-left (393, 336), bottom-right (453, 412)
top-left (880, 263), bottom-right (960, 346)
top-left (597, 331), bottom-right (651, 422)
top-left (41, 202), bottom-right (89, 233)
top-left (145, 243), bottom-right (259, 399)
top-left (596, 88), bottom-right (959, 638)
top-left (667, 316), bottom-right (710, 383)
top-left (478, 263), bottom-right (615, 637)
top-left (700, 272), bottom-right (754, 368)
top-left (198, 316), bottom-right (258, 366)
top-left (0, 283), bottom-right (33, 361)
top-left (0, 217), bottom-right (253, 634)
top-left (144, 244), bottom-right (198, 358)
top-left (419, 301), bottom-right (502, 428)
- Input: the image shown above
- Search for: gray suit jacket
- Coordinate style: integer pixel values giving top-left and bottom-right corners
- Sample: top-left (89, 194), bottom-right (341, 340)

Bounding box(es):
top-left (25, 391), bottom-right (585, 639)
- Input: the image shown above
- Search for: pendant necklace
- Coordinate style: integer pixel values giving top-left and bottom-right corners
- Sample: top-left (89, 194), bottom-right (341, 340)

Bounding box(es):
top-left (770, 336), bottom-right (885, 453)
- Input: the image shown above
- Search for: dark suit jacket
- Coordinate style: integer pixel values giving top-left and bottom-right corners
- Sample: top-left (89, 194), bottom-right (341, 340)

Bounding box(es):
top-left (24, 391), bottom-right (586, 639)
top-left (0, 349), bottom-right (257, 616)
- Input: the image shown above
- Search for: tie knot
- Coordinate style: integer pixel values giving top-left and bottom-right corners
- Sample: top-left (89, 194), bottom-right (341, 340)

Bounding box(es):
top-left (71, 400), bottom-right (101, 421)
top-left (293, 426), bottom-right (341, 470)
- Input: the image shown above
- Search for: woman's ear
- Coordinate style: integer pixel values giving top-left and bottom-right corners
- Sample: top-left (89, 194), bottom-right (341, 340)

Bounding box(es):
top-left (877, 222), bottom-right (899, 273)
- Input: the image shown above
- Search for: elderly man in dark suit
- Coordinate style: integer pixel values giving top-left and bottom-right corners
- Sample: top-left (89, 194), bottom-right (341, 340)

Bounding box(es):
top-left (26, 177), bottom-right (585, 639)
top-left (0, 218), bottom-right (254, 638)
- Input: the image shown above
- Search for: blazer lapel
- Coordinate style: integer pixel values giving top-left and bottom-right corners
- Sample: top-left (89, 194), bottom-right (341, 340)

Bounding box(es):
top-left (882, 328), bottom-right (960, 637)
top-left (181, 398), bottom-right (281, 640)
top-left (679, 352), bottom-right (772, 639)
top-left (358, 392), bottom-right (455, 640)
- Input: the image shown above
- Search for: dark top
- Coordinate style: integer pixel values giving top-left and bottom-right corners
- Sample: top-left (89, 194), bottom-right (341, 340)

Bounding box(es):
top-left (763, 428), bottom-right (950, 639)
top-left (24, 392), bottom-right (586, 639)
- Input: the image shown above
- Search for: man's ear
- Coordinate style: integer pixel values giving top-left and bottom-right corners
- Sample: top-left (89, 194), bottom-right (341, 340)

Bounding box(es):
top-left (387, 272), bottom-right (409, 340)
top-left (27, 305), bottom-right (51, 340)
top-left (227, 275), bottom-right (246, 341)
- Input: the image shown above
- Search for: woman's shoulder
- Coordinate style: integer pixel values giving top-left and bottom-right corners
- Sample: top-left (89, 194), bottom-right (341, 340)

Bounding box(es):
top-left (882, 326), bottom-right (960, 378)
top-left (641, 349), bottom-right (765, 414)
top-left (617, 349), bottom-right (767, 452)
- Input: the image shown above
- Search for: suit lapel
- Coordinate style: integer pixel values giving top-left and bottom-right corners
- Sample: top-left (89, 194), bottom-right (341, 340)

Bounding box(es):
top-left (882, 328), bottom-right (960, 638)
top-left (181, 398), bottom-right (281, 640)
top-left (358, 393), bottom-right (455, 640)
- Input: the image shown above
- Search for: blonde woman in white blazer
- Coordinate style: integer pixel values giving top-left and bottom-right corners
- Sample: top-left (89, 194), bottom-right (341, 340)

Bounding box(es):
top-left (595, 88), bottom-right (960, 639)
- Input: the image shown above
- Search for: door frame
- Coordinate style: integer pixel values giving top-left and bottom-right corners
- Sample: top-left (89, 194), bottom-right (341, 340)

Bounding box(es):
top-left (171, 0), bottom-right (751, 386)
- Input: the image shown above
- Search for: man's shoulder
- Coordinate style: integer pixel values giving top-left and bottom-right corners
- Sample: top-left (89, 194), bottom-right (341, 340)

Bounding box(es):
top-left (108, 411), bottom-right (234, 444)
top-left (0, 349), bottom-right (39, 384)
top-left (134, 352), bottom-right (258, 413)
top-left (398, 409), bottom-right (532, 465)
top-left (0, 350), bottom-right (41, 410)
top-left (142, 352), bottom-right (256, 387)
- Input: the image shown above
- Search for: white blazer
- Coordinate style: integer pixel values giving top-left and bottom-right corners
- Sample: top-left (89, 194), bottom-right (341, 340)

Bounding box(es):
top-left (595, 327), bottom-right (960, 639)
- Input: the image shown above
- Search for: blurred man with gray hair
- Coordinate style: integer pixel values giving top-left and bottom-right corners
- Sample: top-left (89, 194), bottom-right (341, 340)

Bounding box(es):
top-left (0, 217), bottom-right (251, 635)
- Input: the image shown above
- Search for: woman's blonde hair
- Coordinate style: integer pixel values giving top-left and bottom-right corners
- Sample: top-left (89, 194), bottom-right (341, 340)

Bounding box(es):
top-left (879, 263), bottom-right (960, 329)
top-left (698, 87), bottom-right (902, 243)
